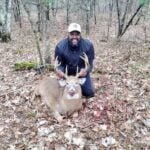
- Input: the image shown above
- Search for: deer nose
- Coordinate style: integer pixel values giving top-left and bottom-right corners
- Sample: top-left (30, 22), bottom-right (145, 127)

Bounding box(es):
top-left (69, 90), bottom-right (75, 96)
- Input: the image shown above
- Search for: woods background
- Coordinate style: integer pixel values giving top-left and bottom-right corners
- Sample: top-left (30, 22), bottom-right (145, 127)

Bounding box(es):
top-left (0, 0), bottom-right (150, 64)
top-left (0, 0), bottom-right (150, 149)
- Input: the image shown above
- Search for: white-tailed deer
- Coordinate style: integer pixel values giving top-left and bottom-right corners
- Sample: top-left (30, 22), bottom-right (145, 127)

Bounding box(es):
top-left (32, 53), bottom-right (89, 122)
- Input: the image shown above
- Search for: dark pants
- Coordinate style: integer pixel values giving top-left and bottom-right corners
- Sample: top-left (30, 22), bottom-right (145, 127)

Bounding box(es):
top-left (81, 74), bottom-right (94, 97)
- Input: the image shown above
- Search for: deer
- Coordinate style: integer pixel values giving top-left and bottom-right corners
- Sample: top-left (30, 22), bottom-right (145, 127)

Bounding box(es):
top-left (32, 52), bottom-right (89, 122)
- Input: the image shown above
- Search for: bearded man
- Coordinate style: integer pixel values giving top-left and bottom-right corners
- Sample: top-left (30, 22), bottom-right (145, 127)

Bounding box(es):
top-left (55, 23), bottom-right (95, 97)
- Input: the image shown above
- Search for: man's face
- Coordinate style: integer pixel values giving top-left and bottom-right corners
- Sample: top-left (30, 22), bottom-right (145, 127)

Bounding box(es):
top-left (68, 31), bottom-right (81, 47)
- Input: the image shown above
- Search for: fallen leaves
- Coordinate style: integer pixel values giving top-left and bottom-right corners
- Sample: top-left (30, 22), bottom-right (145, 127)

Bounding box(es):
top-left (0, 22), bottom-right (150, 149)
top-left (143, 119), bottom-right (150, 128)
top-left (101, 136), bottom-right (116, 147)
top-left (64, 128), bottom-right (87, 148)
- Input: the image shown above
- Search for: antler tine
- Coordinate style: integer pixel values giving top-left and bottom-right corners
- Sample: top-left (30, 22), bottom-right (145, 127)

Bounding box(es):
top-left (80, 52), bottom-right (89, 70)
top-left (54, 56), bottom-right (61, 71)
top-left (76, 66), bottom-right (79, 78)
top-left (64, 65), bottom-right (68, 79)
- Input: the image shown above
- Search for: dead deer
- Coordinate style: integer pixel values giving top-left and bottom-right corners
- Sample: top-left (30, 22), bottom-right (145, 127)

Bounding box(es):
top-left (32, 53), bottom-right (89, 122)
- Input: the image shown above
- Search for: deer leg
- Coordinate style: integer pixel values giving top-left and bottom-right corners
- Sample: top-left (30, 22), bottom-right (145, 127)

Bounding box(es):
top-left (53, 111), bottom-right (64, 123)
top-left (31, 91), bottom-right (36, 102)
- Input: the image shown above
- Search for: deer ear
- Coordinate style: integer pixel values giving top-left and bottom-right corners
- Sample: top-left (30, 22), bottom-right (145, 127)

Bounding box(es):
top-left (58, 79), bottom-right (66, 87)
top-left (78, 78), bottom-right (86, 85)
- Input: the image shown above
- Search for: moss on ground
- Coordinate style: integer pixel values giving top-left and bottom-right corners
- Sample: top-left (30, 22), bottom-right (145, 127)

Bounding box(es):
top-left (12, 61), bottom-right (37, 71)
top-left (12, 61), bottom-right (55, 71)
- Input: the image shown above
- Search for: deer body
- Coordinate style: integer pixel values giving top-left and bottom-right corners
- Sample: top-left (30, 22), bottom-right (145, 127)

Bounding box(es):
top-left (33, 76), bottom-right (85, 122)
top-left (33, 52), bottom-right (89, 122)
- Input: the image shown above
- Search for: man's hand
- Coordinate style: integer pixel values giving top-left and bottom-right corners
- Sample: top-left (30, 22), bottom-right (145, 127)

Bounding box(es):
top-left (56, 69), bottom-right (65, 78)
top-left (78, 68), bottom-right (87, 77)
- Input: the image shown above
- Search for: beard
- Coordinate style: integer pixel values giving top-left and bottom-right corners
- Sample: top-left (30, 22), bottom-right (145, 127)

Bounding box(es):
top-left (69, 38), bottom-right (80, 48)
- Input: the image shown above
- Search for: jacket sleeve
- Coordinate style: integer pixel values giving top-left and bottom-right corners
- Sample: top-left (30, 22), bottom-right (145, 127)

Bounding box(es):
top-left (54, 45), bottom-right (66, 73)
top-left (87, 43), bottom-right (95, 73)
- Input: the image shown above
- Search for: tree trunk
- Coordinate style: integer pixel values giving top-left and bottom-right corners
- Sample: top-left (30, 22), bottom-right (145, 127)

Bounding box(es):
top-left (85, 8), bottom-right (90, 35)
top-left (120, 4), bottom-right (144, 37)
top-left (37, 0), bottom-right (45, 37)
top-left (46, 5), bottom-right (50, 20)
top-left (21, 0), bottom-right (44, 65)
top-left (116, 0), bottom-right (144, 38)
top-left (115, 0), bottom-right (121, 38)
top-left (0, 19), bottom-right (2, 38)
top-left (1, 0), bottom-right (12, 42)
top-left (13, 0), bottom-right (21, 28)
top-left (43, 9), bottom-right (51, 64)
top-left (51, 0), bottom-right (57, 36)
top-left (106, 0), bottom-right (113, 40)
top-left (66, 0), bottom-right (70, 25)
top-left (81, 0), bottom-right (93, 35)
top-left (37, 1), bottom-right (41, 32)
top-left (93, 0), bottom-right (97, 25)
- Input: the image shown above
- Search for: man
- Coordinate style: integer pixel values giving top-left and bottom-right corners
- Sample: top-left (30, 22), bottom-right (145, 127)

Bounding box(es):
top-left (55, 23), bottom-right (95, 97)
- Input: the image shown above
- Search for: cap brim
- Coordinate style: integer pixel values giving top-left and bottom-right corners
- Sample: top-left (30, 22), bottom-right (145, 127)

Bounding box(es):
top-left (68, 30), bottom-right (81, 33)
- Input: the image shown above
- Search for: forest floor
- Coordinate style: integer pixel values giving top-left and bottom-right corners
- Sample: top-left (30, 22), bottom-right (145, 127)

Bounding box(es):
top-left (0, 20), bottom-right (150, 149)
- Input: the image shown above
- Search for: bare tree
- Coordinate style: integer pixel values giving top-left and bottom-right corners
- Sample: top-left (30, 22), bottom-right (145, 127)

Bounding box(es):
top-left (21, 0), bottom-right (44, 65)
top-left (115, 0), bottom-right (145, 38)
top-left (1, 0), bottom-right (12, 42)
top-left (80, 0), bottom-right (93, 35)
top-left (13, 0), bottom-right (21, 28)
top-left (93, 0), bottom-right (97, 25)
top-left (1, 0), bottom-right (149, 44)
top-left (43, 5), bottom-right (51, 64)
top-left (36, 0), bottom-right (50, 38)
top-left (0, 14), bottom-right (2, 38)
top-left (66, 0), bottom-right (70, 25)
top-left (21, 0), bottom-right (53, 65)
top-left (106, 0), bottom-right (113, 40)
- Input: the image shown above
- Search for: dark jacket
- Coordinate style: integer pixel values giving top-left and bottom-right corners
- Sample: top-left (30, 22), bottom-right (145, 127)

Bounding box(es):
top-left (55, 37), bottom-right (95, 76)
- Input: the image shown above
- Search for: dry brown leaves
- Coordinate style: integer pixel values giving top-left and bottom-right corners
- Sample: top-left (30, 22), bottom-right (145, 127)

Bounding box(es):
top-left (0, 21), bottom-right (150, 149)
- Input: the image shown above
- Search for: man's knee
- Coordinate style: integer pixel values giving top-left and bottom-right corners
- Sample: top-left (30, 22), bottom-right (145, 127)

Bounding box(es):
top-left (82, 89), bottom-right (95, 97)
top-left (81, 75), bottom-right (95, 97)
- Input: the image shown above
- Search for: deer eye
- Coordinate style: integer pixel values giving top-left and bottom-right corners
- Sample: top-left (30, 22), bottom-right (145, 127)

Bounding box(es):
top-left (66, 82), bottom-right (70, 86)
top-left (66, 83), bottom-right (71, 88)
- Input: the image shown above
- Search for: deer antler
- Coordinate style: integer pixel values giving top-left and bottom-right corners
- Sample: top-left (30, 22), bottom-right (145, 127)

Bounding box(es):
top-left (76, 52), bottom-right (90, 78)
top-left (54, 56), bottom-right (61, 71)
top-left (55, 57), bottom-right (67, 79)
top-left (76, 66), bottom-right (79, 78)
top-left (64, 66), bottom-right (68, 79)
top-left (80, 52), bottom-right (89, 71)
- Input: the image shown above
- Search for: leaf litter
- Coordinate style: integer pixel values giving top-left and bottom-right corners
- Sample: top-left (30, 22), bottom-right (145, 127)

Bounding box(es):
top-left (0, 22), bottom-right (150, 149)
